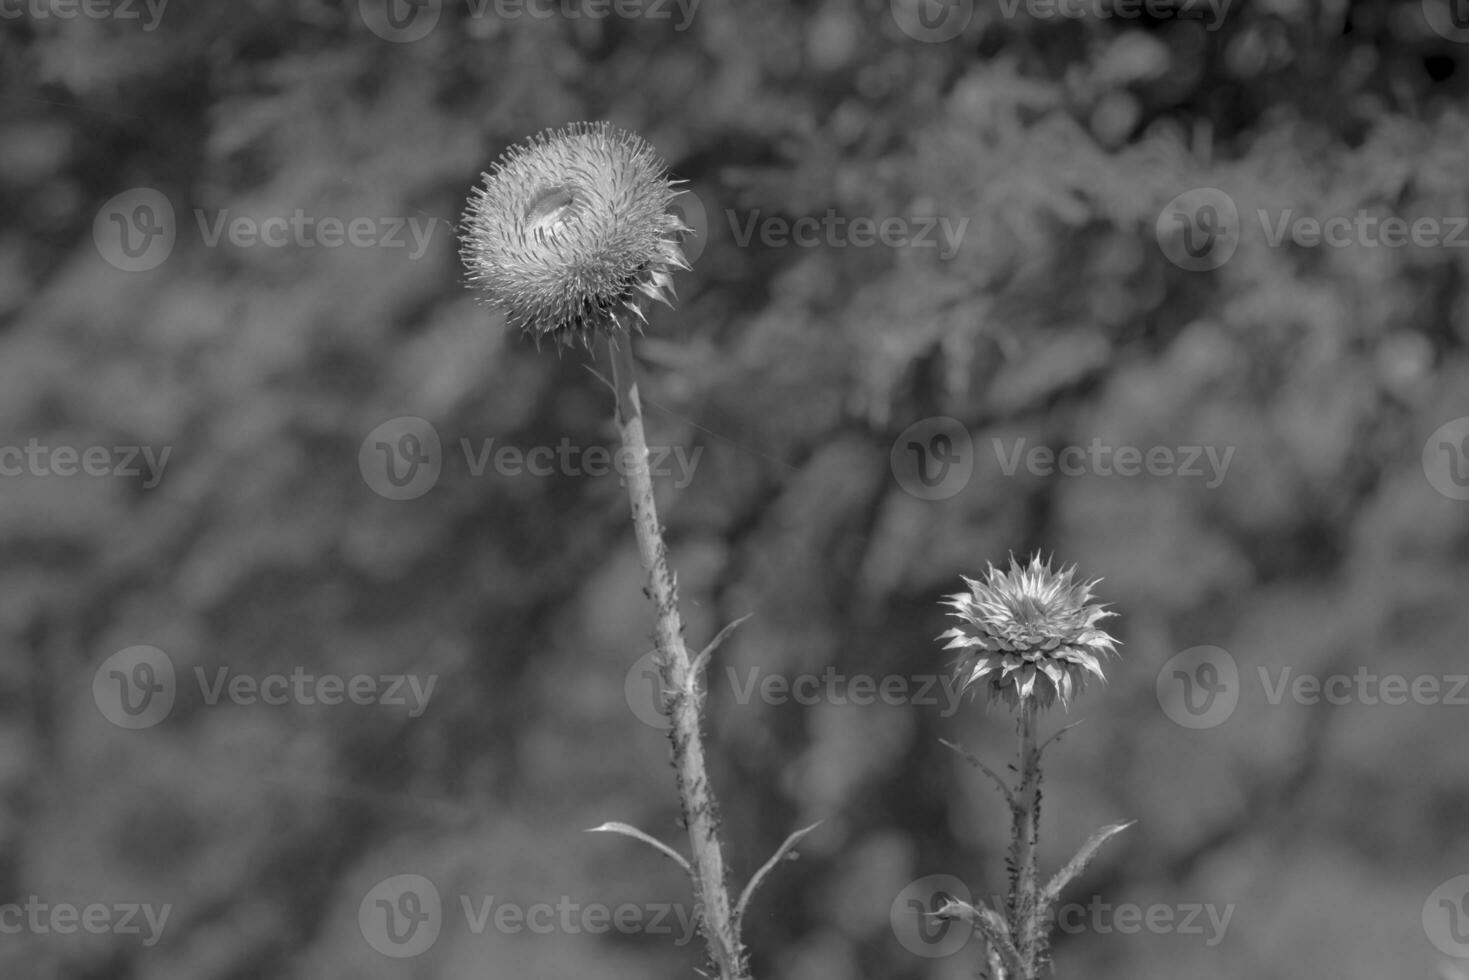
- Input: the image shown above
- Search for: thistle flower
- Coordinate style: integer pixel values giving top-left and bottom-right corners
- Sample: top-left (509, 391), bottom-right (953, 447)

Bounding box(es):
top-left (939, 554), bottom-right (1119, 710)
top-left (459, 121), bottom-right (692, 351)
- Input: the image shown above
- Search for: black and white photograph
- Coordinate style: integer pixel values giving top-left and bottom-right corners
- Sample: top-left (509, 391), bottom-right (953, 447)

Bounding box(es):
top-left (3, 1), bottom-right (1469, 977)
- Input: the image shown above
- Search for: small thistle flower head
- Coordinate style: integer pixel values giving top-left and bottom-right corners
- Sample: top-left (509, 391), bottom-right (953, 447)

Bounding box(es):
top-left (459, 121), bottom-right (692, 352)
top-left (938, 553), bottom-right (1119, 710)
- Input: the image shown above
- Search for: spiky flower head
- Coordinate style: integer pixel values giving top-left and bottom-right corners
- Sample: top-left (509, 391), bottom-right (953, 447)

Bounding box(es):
top-left (460, 121), bottom-right (692, 351)
top-left (938, 554), bottom-right (1119, 710)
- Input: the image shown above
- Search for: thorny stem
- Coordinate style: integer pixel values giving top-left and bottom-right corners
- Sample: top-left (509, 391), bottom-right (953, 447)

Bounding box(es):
top-left (1010, 702), bottom-right (1043, 980)
top-left (954, 707), bottom-right (1130, 980)
top-left (608, 338), bottom-right (746, 980)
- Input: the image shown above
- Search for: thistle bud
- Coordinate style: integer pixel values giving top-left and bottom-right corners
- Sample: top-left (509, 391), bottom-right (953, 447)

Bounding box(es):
top-left (938, 554), bottom-right (1119, 710)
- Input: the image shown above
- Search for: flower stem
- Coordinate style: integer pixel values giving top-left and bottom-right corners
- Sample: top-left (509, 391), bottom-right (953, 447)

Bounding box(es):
top-left (607, 338), bottom-right (746, 980)
top-left (1010, 702), bottom-right (1043, 979)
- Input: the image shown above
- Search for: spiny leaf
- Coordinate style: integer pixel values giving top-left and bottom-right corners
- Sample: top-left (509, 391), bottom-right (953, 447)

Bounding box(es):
top-left (1039, 820), bottom-right (1136, 916)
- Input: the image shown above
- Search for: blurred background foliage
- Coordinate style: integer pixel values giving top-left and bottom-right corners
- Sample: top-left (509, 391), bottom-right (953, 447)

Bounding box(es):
top-left (2, 0), bottom-right (1469, 977)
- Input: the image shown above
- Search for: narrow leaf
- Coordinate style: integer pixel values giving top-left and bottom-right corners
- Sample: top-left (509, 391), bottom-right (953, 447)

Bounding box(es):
top-left (586, 822), bottom-right (693, 877)
top-left (734, 821), bottom-right (821, 924)
top-left (1039, 719), bottom-right (1084, 756)
top-left (690, 613), bottom-right (753, 678)
top-left (939, 738), bottom-right (1017, 808)
top-left (1040, 820), bottom-right (1136, 912)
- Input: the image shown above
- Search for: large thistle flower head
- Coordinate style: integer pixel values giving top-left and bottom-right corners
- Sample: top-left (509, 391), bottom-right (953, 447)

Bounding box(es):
top-left (938, 553), bottom-right (1119, 710)
top-left (459, 121), bottom-right (692, 351)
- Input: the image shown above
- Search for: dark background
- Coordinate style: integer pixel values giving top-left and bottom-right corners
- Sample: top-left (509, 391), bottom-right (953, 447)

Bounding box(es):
top-left (3, 0), bottom-right (1469, 977)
